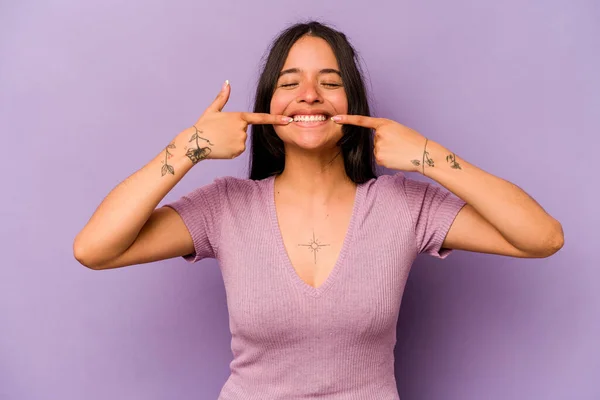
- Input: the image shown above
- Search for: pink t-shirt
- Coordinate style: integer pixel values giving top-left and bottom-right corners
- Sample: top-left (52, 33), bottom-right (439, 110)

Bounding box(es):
top-left (164, 172), bottom-right (466, 400)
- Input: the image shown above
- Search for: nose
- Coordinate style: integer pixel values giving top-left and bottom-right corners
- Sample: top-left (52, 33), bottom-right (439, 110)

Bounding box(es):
top-left (295, 81), bottom-right (323, 104)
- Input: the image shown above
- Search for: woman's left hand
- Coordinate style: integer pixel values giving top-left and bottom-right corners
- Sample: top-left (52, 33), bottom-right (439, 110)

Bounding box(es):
top-left (332, 115), bottom-right (428, 173)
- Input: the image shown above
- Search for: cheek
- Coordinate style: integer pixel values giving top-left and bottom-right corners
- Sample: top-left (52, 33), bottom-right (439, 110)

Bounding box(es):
top-left (329, 91), bottom-right (348, 114)
top-left (269, 91), bottom-right (292, 115)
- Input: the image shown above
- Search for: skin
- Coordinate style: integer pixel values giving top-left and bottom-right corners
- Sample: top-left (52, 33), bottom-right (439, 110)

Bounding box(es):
top-left (332, 113), bottom-right (565, 258)
top-left (270, 36), bottom-right (347, 153)
top-left (270, 36), bottom-right (353, 193)
top-left (268, 36), bottom-right (358, 287)
top-left (269, 35), bottom-right (564, 263)
top-left (74, 34), bottom-right (564, 274)
top-left (72, 79), bottom-right (293, 270)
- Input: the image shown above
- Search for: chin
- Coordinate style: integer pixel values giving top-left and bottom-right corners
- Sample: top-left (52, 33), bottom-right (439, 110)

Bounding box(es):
top-left (275, 124), bottom-right (343, 151)
top-left (291, 132), bottom-right (341, 152)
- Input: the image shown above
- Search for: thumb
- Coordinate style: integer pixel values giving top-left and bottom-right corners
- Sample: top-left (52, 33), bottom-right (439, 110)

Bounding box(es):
top-left (206, 80), bottom-right (231, 113)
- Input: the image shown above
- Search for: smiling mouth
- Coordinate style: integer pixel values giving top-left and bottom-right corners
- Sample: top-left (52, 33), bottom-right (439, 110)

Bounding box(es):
top-left (290, 114), bottom-right (330, 123)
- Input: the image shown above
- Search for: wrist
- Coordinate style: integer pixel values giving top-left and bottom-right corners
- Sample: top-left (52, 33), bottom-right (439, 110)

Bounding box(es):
top-left (178, 125), bottom-right (215, 162)
top-left (157, 128), bottom-right (207, 177)
top-left (419, 139), bottom-right (441, 176)
top-left (420, 140), bottom-right (460, 178)
top-left (416, 138), bottom-right (433, 176)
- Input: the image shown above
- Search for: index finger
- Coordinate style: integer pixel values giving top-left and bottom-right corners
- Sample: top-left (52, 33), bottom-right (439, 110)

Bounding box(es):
top-left (332, 114), bottom-right (383, 129)
top-left (241, 112), bottom-right (293, 125)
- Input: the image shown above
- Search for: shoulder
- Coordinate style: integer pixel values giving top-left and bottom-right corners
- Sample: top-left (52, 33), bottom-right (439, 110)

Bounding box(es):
top-left (211, 175), bottom-right (272, 205)
top-left (362, 172), bottom-right (408, 198)
top-left (368, 171), bottom-right (408, 187)
top-left (367, 171), bottom-right (447, 197)
top-left (214, 175), bottom-right (270, 193)
top-left (362, 172), bottom-right (449, 214)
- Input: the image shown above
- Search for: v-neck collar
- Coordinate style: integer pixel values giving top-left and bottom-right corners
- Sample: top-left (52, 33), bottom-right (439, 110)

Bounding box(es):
top-left (266, 175), bottom-right (367, 298)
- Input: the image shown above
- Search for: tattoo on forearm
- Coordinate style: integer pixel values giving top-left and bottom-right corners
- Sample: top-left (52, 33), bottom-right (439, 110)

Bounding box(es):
top-left (411, 159), bottom-right (421, 167)
top-left (423, 142), bottom-right (434, 169)
top-left (446, 153), bottom-right (462, 169)
top-left (298, 231), bottom-right (330, 264)
top-left (186, 125), bottom-right (214, 164)
top-left (161, 143), bottom-right (176, 176)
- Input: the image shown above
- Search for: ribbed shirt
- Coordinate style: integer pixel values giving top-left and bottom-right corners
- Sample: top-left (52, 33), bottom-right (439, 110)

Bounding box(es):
top-left (163, 172), bottom-right (466, 400)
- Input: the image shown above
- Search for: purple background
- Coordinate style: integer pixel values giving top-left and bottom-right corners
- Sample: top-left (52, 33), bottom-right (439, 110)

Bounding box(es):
top-left (1, 0), bottom-right (598, 399)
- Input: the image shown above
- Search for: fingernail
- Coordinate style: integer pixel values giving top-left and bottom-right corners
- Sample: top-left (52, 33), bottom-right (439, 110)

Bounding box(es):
top-left (282, 116), bottom-right (293, 123)
top-left (331, 115), bottom-right (342, 122)
top-left (222, 80), bottom-right (229, 90)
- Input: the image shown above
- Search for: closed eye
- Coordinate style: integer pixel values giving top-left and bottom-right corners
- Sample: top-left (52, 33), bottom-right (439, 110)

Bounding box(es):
top-left (278, 82), bottom-right (342, 88)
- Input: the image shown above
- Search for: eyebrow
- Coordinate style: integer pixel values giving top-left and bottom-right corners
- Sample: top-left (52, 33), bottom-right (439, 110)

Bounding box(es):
top-left (278, 68), bottom-right (341, 77)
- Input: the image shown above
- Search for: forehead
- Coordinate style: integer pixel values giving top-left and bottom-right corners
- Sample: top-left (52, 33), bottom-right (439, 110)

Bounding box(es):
top-left (281, 36), bottom-right (340, 71)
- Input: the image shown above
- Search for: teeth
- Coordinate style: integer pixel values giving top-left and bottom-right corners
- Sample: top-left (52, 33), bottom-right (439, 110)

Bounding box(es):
top-left (293, 114), bottom-right (327, 122)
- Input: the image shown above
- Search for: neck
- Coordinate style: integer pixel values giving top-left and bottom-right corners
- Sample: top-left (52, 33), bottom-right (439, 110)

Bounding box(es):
top-left (275, 147), bottom-right (354, 201)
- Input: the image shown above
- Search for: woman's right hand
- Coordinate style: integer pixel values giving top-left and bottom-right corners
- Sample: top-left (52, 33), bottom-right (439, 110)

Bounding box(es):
top-left (183, 80), bottom-right (292, 163)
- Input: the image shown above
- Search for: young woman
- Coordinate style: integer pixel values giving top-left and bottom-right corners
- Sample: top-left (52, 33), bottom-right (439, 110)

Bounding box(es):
top-left (74, 21), bottom-right (564, 400)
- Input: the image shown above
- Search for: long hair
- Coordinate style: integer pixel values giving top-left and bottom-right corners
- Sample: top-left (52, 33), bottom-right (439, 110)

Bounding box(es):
top-left (248, 21), bottom-right (375, 183)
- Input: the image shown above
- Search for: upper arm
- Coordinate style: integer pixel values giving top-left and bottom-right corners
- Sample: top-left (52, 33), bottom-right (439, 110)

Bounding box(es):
top-left (442, 203), bottom-right (534, 258)
top-left (90, 206), bottom-right (195, 270)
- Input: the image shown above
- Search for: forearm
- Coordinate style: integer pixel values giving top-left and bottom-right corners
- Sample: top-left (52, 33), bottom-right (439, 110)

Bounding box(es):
top-left (422, 140), bottom-right (563, 254)
top-left (73, 127), bottom-right (198, 264)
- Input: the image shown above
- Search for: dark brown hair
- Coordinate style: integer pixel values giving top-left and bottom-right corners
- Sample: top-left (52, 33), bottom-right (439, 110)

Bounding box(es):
top-left (248, 21), bottom-right (375, 183)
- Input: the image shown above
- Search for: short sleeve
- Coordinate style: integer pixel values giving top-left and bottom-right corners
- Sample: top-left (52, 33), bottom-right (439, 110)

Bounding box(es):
top-left (162, 179), bottom-right (222, 263)
top-left (397, 173), bottom-right (466, 259)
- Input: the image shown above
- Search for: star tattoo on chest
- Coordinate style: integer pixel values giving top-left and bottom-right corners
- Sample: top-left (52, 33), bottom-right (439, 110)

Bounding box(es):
top-left (298, 231), bottom-right (330, 264)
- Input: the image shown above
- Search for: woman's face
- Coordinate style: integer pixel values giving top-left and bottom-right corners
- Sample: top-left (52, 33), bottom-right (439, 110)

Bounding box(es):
top-left (270, 35), bottom-right (348, 152)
